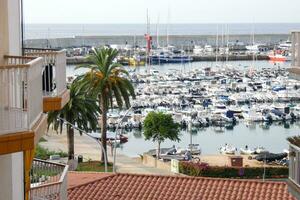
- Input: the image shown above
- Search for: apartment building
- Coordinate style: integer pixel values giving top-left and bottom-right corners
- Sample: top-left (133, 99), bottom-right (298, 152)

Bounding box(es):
top-left (0, 0), bottom-right (69, 199)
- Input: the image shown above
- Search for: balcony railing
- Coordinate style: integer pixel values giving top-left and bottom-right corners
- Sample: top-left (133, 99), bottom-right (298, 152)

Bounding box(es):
top-left (23, 48), bottom-right (67, 97)
top-left (289, 143), bottom-right (300, 187)
top-left (0, 55), bottom-right (43, 134)
top-left (30, 159), bottom-right (68, 200)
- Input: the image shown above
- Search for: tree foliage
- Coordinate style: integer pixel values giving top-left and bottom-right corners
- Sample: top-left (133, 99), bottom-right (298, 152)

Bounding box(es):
top-left (79, 47), bottom-right (135, 110)
top-left (143, 112), bottom-right (180, 143)
top-left (47, 78), bottom-right (99, 159)
top-left (78, 47), bottom-right (135, 161)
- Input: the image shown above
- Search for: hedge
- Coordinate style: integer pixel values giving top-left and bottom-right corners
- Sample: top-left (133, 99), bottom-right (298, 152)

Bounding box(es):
top-left (179, 161), bottom-right (288, 179)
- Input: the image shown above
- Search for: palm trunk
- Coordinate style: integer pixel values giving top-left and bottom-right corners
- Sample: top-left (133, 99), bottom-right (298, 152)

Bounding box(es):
top-left (156, 141), bottom-right (161, 159)
top-left (100, 97), bottom-right (107, 163)
top-left (67, 125), bottom-right (74, 160)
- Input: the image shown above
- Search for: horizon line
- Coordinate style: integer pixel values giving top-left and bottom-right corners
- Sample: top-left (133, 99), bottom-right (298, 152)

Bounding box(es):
top-left (25, 22), bottom-right (300, 25)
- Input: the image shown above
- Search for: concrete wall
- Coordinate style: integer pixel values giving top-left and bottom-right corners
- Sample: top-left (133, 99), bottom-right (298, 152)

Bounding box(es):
top-left (143, 154), bottom-right (171, 171)
top-left (0, 152), bottom-right (24, 200)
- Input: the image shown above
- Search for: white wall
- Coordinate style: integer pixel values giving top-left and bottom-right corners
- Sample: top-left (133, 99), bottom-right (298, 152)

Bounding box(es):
top-left (0, 1), bottom-right (24, 199)
top-left (0, 153), bottom-right (24, 200)
top-left (7, 0), bottom-right (22, 56)
top-left (0, 0), bottom-right (22, 61)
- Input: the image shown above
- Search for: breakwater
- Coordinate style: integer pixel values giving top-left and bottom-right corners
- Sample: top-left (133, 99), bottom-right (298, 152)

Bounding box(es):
top-left (25, 34), bottom-right (289, 50)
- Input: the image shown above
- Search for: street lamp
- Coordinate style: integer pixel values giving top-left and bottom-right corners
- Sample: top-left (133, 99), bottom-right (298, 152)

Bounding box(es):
top-left (113, 103), bottom-right (137, 172)
top-left (57, 117), bottom-right (108, 172)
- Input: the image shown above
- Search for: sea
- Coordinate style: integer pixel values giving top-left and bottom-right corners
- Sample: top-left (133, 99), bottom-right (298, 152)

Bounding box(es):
top-left (67, 60), bottom-right (300, 157)
top-left (25, 23), bottom-right (300, 39)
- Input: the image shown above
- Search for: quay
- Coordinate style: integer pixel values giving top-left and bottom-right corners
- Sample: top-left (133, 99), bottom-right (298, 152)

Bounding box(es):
top-left (67, 54), bottom-right (269, 65)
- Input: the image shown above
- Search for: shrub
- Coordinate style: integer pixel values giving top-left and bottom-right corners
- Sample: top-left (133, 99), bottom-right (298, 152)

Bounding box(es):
top-left (35, 144), bottom-right (68, 160)
top-left (179, 161), bottom-right (288, 179)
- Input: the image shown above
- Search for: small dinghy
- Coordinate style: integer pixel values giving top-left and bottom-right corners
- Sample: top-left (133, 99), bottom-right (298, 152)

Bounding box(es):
top-left (219, 144), bottom-right (236, 155)
top-left (187, 144), bottom-right (201, 155)
top-left (240, 146), bottom-right (255, 155)
top-left (254, 147), bottom-right (268, 154)
top-left (255, 152), bottom-right (288, 162)
top-left (176, 144), bottom-right (202, 155)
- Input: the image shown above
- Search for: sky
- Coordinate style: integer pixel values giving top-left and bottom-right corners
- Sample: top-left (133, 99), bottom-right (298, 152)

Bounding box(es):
top-left (24, 0), bottom-right (300, 24)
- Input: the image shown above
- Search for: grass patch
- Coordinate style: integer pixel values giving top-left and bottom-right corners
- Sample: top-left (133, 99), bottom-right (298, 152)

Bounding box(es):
top-left (35, 144), bottom-right (68, 160)
top-left (76, 161), bottom-right (113, 172)
top-left (39, 137), bottom-right (47, 142)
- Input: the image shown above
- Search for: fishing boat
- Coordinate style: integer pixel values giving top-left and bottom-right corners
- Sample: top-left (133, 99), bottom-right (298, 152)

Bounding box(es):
top-left (268, 50), bottom-right (291, 62)
top-left (150, 51), bottom-right (193, 64)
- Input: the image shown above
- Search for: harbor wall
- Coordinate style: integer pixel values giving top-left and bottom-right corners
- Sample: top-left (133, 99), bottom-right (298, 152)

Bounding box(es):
top-left (66, 54), bottom-right (269, 65)
top-left (142, 154), bottom-right (171, 171)
top-left (24, 34), bottom-right (290, 49)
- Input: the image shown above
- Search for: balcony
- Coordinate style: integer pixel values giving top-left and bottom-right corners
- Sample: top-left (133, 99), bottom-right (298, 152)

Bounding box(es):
top-left (30, 159), bottom-right (68, 200)
top-left (24, 48), bottom-right (70, 112)
top-left (0, 55), bottom-right (47, 154)
top-left (288, 142), bottom-right (300, 199)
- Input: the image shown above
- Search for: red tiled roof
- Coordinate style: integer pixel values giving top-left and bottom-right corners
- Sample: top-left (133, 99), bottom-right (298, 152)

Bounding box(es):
top-left (68, 172), bottom-right (114, 188)
top-left (68, 173), bottom-right (296, 200)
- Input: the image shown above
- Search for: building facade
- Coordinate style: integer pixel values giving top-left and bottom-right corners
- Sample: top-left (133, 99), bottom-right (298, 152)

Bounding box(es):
top-left (0, 0), bottom-right (69, 199)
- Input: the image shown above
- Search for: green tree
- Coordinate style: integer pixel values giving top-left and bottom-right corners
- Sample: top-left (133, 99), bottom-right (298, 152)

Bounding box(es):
top-left (80, 47), bottom-right (135, 162)
top-left (143, 112), bottom-right (180, 159)
top-left (47, 78), bottom-right (99, 160)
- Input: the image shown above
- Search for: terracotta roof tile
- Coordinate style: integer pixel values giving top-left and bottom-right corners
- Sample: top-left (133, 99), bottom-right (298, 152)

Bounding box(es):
top-left (68, 173), bottom-right (296, 200)
top-left (68, 171), bottom-right (114, 188)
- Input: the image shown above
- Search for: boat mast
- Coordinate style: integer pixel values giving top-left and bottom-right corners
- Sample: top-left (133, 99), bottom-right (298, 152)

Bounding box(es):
top-left (146, 9), bottom-right (151, 74)
top-left (250, 22), bottom-right (255, 76)
top-left (156, 14), bottom-right (160, 48)
top-left (216, 25), bottom-right (219, 64)
top-left (221, 24), bottom-right (224, 67)
top-left (226, 24), bottom-right (229, 64)
top-left (167, 5), bottom-right (170, 48)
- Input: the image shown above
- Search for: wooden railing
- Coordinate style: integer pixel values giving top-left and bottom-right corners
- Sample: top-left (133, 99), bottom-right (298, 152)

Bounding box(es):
top-left (23, 48), bottom-right (67, 97)
top-left (30, 159), bottom-right (68, 200)
top-left (0, 55), bottom-right (43, 134)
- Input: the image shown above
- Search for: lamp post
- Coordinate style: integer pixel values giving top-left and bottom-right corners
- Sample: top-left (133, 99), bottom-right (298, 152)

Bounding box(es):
top-left (57, 117), bottom-right (108, 172)
top-left (113, 103), bottom-right (137, 172)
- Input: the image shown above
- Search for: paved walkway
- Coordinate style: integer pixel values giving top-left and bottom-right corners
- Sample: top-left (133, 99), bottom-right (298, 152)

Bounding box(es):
top-left (41, 128), bottom-right (173, 175)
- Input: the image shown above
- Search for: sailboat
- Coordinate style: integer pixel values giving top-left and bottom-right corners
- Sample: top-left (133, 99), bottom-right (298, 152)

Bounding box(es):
top-left (149, 7), bottom-right (192, 64)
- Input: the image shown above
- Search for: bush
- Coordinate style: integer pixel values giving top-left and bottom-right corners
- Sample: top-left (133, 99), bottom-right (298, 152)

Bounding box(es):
top-left (35, 144), bottom-right (68, 160)
top-left (179, 161), bottom-right (288, 179)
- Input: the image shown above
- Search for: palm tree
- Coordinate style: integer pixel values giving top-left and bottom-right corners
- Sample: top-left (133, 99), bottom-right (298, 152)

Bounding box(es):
top-left (80, 47), bottom-right (135, 162)
top-left (47, 78), bottom-right (99, 160)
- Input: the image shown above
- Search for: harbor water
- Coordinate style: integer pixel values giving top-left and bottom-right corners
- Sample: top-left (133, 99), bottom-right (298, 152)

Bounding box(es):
top-left (119, 122), bottom-right (300, 157)
top-left (67, 60), bottom-right (298, 157)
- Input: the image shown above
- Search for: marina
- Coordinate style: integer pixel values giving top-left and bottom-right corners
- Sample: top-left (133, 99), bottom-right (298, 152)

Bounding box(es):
top-left (67, 60), bottom-right (299, 157)
top-left (3, 1), bottom-right (300, 199)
